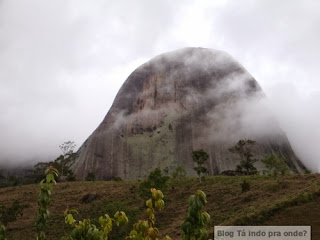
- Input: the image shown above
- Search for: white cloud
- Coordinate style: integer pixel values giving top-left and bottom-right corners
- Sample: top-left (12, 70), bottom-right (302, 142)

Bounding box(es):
top-left (0, 0), bottom-right (319, 171)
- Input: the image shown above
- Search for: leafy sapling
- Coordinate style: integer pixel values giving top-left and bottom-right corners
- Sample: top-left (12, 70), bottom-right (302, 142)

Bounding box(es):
top-left (181, 190), bottom-right (211, 240)
top-left (127, 188), bottom-right (171, 240)
top-left (62, 209), bottom-right (128, 239)
top-left (35, 166), bottom-right (59, 240)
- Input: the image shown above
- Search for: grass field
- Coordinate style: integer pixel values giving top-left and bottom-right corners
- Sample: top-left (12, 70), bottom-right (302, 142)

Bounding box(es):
top-left (1, 174), bottom-right (320, 239)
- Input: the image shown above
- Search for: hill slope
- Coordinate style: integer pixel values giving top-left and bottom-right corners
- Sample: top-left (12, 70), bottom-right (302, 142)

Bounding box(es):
top-left (1, 174), bottom-right (319, 239)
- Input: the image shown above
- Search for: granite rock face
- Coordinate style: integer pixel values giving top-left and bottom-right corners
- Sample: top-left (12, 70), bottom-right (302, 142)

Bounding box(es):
top-left (72, 48), bottom-right (305, 180)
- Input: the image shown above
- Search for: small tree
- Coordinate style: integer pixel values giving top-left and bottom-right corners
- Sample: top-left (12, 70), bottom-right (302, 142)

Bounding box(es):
top-left (35, 166), bottom-right (59, 240)
top-left (32, 141), bottom-right (77, 182)
top-left (181, 190), bottom-right (210, 240)
top-left (139, 168), bottom-right (169, 199)
top-left (192, 149), bottom-right (209, 183)
top-left (127, 188), bottom-right (171, 240)
top-left (172, 165), bottom-right (187, 181)
top-left (229, 139), bottom-right (258, 175)
top-left (58, 141), bottom-right (77, 177)
top-left (261, 154), bottom-right (290, 176)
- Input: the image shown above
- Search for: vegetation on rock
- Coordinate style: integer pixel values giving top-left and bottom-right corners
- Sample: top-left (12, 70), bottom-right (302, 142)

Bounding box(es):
top-left (229, 139), bottom-right (258, 175)
top-left (261, 154), bottom-right (290, 176)
top-left (85, 172), bottom-right (96, 182)
top-left (172, 165), bottom-right (187, 181)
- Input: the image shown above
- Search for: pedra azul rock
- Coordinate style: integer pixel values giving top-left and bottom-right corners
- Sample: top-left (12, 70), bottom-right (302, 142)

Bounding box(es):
top-left (72, 48), bottom-right (305, 180)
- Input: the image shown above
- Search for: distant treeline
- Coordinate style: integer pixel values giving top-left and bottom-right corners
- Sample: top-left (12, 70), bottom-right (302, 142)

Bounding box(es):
top-left (0, 167), bottom-right (33, 178)
top-left (0, 167), bottom-right (35, 188)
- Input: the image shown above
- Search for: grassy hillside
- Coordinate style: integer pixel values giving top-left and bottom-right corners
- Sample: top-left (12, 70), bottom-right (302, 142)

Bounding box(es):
top-left (1, 174), bottom-right (320, 239)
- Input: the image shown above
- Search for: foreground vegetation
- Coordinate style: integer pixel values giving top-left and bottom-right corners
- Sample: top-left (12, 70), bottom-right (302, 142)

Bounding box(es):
top-left (0, 173), bottom-right (319, 239)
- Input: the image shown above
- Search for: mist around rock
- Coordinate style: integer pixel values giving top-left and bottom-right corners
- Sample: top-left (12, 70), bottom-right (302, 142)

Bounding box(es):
top-left (71, 48), bottom-right (305, 180)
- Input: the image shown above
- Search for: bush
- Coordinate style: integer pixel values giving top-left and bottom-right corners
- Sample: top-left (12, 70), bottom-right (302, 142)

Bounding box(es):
top-left (0, 200), bottom-right (25, 227)
top-left (66, 170), bottom-right (76, 181)
top-left (268, 183), bottom-right (281, 192)
top-left (63, 188), bottom-right (169, 240)
top-left (261, 154), bottom-right (290, 176)
top-left (181, 190), bottom-right (211, 239)
top-left (127, 188), bottom-right (170, 240)
top-left (172, 165), bottom-right (187, 180)
top-left (112, 176), bottom-right (123, 182)
top-left (139, 168), bottom-right (169, 199)
top-left (240, 180), bottom-right (250, 193)
top-left (305, 169), bottom-right (312, 174)
top-left (0, 225), bottom-right (6, 240)
top-left (61, 209), bottom-right (128, 240)
top-left (80, 193), bottom-right (98, 204)
top-left (90, 200), bottom-right (140, 240)
top-left (85, 172), bottom-right (96, 182)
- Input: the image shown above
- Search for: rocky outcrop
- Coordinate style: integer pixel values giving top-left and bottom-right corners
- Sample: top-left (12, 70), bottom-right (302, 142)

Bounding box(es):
top-left (72, 47), bottom-right (305, 180)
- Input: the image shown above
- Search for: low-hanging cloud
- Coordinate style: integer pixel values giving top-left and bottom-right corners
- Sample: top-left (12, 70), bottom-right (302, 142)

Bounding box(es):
top-left (0, 0), bottom-right (319, 172)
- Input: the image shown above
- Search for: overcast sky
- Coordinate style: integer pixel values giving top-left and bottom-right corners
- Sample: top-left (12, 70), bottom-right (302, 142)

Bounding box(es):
top-left (1, 0), bottom-right (319, 171)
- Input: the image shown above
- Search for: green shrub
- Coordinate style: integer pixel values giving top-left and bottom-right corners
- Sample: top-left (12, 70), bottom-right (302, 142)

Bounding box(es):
top-left (268, 183), bottom-right (281, 192)
top-left (295, 192), bottom-right (313, 204)
top-left (0, 225), bottom-right (6, 240)
top-left (172, 165), bottom-right (187, 180)
top-left (240, 180), bottom-right (250, 193)
top-left (0, 200), bottom-right (25, 227)
top-left (127, 188), bottom-right (171, 240)
top-left (85, 172), bottom-right (96, 182)
top-left (63, 188), bottom-right (171, 240)
top-left (35, 166), bottom-right (59, 240)
top-left (66, 170), bottom-right (76, 182)
top-left (89, 200), bottom-right (140, 240)
top-left (139, 168), bottom-right (169, 198)
top-left (305, 169), bottom-right (312, 174)
top-left (261, 155), bottom-right (290, 176)
top-left (61, 209), bottom-right (128, 240)
top-left (129, 185), bottom-right (137, 194)
top-left (181, 190), bottom-right (211, 240)
top-left (112, 176), bottom-right (123, 182)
